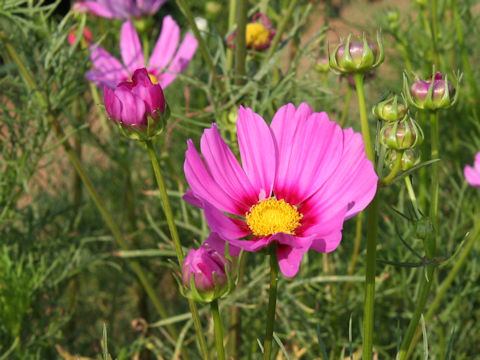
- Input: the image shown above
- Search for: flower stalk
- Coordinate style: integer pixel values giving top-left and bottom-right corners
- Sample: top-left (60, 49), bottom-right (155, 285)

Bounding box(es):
top-left (234, 0), bottom-right (247, 86)
top-left (211, 300), bottom-right (226, 360)
top-left (145, 140), bottom-right (209, 359)
top-left (263, 243), bottom-right (279, 360)
top-left (353, 72), bottom-right (378, 360)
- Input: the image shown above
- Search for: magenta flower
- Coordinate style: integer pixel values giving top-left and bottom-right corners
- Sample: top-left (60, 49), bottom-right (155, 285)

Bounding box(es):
top-left (227, 13), bottom-right (276, 51)
top-left (104, 68), bottom-right (165, 129)
top-left (182, 244), bottom-right (230, 293)
top-left (464, 152), bottom-right (480, 187)
top-left (73, 0), bottom-right (167, 19)
top-left (87, 17), bottom-right (198, 89)
top-left (184, 103), bottom-right (378, 277)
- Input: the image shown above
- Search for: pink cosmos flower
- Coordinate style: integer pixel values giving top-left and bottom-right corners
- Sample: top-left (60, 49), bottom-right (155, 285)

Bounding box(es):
top-left (73, 0), bottom-right (167, 19)
top-left (182, 243), bottom-right (230, 293)
top-left (464, 152), bottom-right (480, 187)
top-left (183, 103), bottom-right (378, 277)
top-left (87, 16), bottom-right (198, 89)
top-left (227, 13), bottom-right (276, 51)
top-left (104, 68), bottom-right (165, 129)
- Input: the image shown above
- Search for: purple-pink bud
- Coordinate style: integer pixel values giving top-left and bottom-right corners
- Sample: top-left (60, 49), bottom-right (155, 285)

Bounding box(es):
top-left (182, 246), bottom-right (230, 293)
top-left (410, 73), bottom-right (454, 103)
top-left (104, 68), bottom-right (165, 129)
top-left (335, 41), bottom-right (377, 64)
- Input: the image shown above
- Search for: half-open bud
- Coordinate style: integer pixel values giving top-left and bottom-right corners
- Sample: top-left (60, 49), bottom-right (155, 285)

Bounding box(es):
top-left (329, 32), bottom-right (384, 74)
top-left (104, 68), bottom-right (167, 139)
top-left (404, 71), bottom-right (458, 110)
top-left (181, 244), bottom-right (233, 302)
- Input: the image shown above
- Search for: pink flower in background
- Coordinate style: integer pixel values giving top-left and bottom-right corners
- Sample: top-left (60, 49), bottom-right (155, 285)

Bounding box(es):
top-left (227, 13), bottom-right (276, 51)
top-left (183, 103), bottom-right (378, 277)
top-left (68, 27), bottom-right (93, 46)
top-left (73, 0), bottom-right (167, 19)
top-left (87, 16), bottom-right (198, 89)
top-left (464, 152), bottom-right (480, 187)
top-left (104, 68), bottom-right (165, 129)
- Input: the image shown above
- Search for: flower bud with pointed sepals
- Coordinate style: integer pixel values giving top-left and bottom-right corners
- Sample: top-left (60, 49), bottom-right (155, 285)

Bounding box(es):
top-left (104, 68), bottom-right (167, 140)
top-left (386, 9), bottom-right (400, 32)
top-left (373, 95), bottom-right (407, 122)
top-left (315, 57), bottom-right (330, 74)
top-left (182, 245), bottom-right (233, 303)
top-left (404, 71), bottom-right (458, 111)
top-left (329, 32), bottom-right (384, 74)
top-left (380, 116), bottom-right (424, 150)
top-left (385, 149), bottom-right (421, 171)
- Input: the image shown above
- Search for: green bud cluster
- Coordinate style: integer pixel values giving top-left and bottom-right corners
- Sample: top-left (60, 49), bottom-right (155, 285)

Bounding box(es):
top-left (374, 95), bottom-right (423, 171)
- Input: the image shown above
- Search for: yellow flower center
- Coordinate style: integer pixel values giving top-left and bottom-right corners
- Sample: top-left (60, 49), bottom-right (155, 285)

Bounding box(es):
top-left (127, 72), bottom-right (158, 84)
top-left (246, 198), bottom-right (303, 236)
top-left (148, 73), bottom-right (158, 84)
top-left (246, 22), bottom-right (270, 49)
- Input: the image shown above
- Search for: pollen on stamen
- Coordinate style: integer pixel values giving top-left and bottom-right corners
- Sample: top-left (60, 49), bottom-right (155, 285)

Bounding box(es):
top-left (246, 197), bottom-right (303, 236)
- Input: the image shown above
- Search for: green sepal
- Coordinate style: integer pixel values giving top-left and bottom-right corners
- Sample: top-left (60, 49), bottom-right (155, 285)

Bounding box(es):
top-left (115, 104), bottom-right (170, 142)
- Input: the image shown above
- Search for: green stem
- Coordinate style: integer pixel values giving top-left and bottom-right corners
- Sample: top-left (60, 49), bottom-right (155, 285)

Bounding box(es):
top-left (353, 72), bottom-right (378, 360)
top-left (265, 0), bottom-right (299, 61)
top-left (339, 85), bottom-right (352, 128)
top-left (145, 140), bottom-right (209, 359)
top-left (431, 0), bottom-right (440, 67)
top-left (226, 0), bottom-right (237, 72)
top-left (174, 0), bottom-right (224, 92)
top-left (429, 111), bottom-right (439, 253)
top-left (380, 150), bottom-right (404, 185)
top-left (398, 111), bottom-right (440, 359)
top-left (398, 266), bottom-right (435, 360)
top-left (353, 74), bottom-right (375, 162)
top-left (211, 300), bottom-right (226, 360)
top-left (404, 176), bottom-right (422, 219)
top-left (263, 243), bottom-right (279, 360)
top-left (234, 0), bottom-right (247, 86)
top-left (0, 33), bottom-right (172, 331)
top-left (229, 252), bottom-right (247, 358)
top-left (405, 214), bottom-right (480, 357)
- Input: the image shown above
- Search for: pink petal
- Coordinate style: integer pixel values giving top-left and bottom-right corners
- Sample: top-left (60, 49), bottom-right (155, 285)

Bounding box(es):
top-left (203, 232), bottom-right (241, 257)
top-left (311, 128), bottom-right (378, 219)
top-left (474, 152), bottom-right (480, 170)
top-left (120, 21), bottom-right (145, 74)
top-left (203, 201), bottom-right (250, 241)
top-left (227, 236), bottom-right (272, 252)
top-left (464, 165), bottom-right (480, 187)
top-left (184, 140), bottom-right (244, 214)
top-left (271, 103), bottom-right (344, 205)
top-left (73, 1), bottom-right (117, 18)
top-left (274, 234), bottom-right (313, 277)
top-left (200, 124), bottom-right (258, 213)
top-left (114, 87), bottom-right (146, 126)
top-left (87, 45), bottom-right (128, 88)
top-left (148, 15), bottom-right (180, 70)
top-left (182, 189), bottom-right (204, 208)
top-left (309, 230), bottom-right (343, 253)
top-left (104, 86), bottom-right (122, 121)
top-left (237, 106), bottom-right (276, 198)
top-left (159, 33), bottom-right (198, 88)
top-left (137, 0), bottom-right (167, 13)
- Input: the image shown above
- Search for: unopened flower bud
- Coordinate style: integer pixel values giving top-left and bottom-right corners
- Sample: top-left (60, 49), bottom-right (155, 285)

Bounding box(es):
top-left (315, 57), bottom-right (330, 73)
top-left (373, 95), bottom-right (407, 122)
top-left (404, 71), bottom-right (458, 110)
top-left (68, 27), bottom-right (92, 46)
top-left (182, 245), bottom-right (232, 302)
top-left (329, 33), bottom-right (384, 74)
top-left (104, 68), bottom-right (167, 139)
top-left (380, 117), bottom-right (424, 150)
top-left (413, 0), bottom-right (428, 7)
top-left (386, 149), bottom-right (421, 171)
top-left (386, 10), bottom-right (400, 32)
top-left (205, 1), bottom-right (221, 19)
